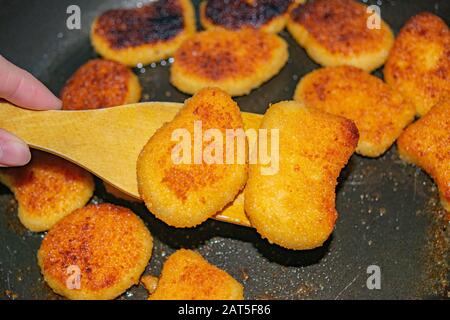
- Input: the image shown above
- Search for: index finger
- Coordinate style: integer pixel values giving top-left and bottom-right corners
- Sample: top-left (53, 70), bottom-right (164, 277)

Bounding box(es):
top-left (0, 55), bottom-right (61, 110)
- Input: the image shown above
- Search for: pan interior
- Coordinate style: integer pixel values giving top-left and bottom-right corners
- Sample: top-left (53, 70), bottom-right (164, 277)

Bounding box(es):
top-left (0, 0), bottom-right (448, 300)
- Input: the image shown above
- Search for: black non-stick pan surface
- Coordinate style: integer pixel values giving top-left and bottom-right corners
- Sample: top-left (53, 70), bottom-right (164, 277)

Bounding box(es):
top-left (0, 0), bottom-right (448, 300)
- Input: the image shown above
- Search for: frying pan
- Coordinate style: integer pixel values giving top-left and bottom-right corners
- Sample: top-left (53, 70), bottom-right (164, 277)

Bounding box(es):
top-left (0, 0), bottom-right (448, 300)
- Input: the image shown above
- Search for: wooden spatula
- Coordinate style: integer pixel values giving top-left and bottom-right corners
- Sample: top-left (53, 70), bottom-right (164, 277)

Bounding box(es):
top-left (0, 101), bottom-right (263, 227)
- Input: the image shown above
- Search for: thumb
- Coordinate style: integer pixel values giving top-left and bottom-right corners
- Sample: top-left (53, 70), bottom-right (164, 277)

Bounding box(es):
top-left (0, 129), bottom-right (31, 167)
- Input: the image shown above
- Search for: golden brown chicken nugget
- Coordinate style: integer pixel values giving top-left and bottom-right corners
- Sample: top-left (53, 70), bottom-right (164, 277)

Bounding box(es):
top-left (91, 0), bottom-right (196, 67)
top-left (245, 101), bottom-right (359, 250)
top-left (287, 0), bottom-right (394, 72)
top-left (384, 12), bottom-right (450, 117)
top-left (61, 59), bottom-right (141, 110)
top-left (149, 249), bottom-right (243, 300)
top-left (294, 66), bottom-right (415, 157)
top-left (38, 203), bottom-right (153, 300)
top-left (171, 29), bottom-right (288, 96)
top-left (0, 151), bottom-right (94, 232)
top-left (397, 100), bottom-right (450, 211)
top-left (137, 88), bottom-right (247, 227)
top-left (200, 0), bottom-right (295, 33)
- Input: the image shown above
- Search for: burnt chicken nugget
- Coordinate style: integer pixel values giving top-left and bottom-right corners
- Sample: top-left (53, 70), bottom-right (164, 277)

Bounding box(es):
top-left (38, 203), bottom-right (153, 300)
top-left (171, 29), bottom-right (288, 96)
top-left (397, 100), bottom-right (450, 212)
top-left (137, 88), bottom-right (247, 228)
top-left (61, 59), bottom-right (141, 110)
top-left (200, 0), bottom-right (295, 33)
top-left (91, 0), bottom-right (196, 67)
top-left (0, 151), bottom-right (94, 232)
top-left (245, 101), bottom-right (359, 250)
top-left (294, 66), bottom-right (415, 157)
top-left (287, 0), bottom-right (394, 72)
top-left (384, 12), bottom-right (450, 117)
top-left (149, 249), bottom-right (243, 300)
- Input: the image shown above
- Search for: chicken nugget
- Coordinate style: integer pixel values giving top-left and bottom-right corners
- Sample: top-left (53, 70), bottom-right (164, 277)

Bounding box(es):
top-left (137, 88), bottom-right (247, 227)
top-left (104, 182), bottom-right (141, 203)
top-left (141, 275), bottom-right (159, 295)
top-left (384, 12), bottom-right (450, 117)
top-left (171, 29), bottom-right (288, 96)
top-left (149, 249), bottom-right (243, 300)
top-left (245, 101), bottom-right (359, 250)
top-left (397, 100), bottom-right (450, 211)
top-left (200, 0), bottom-right (295, 33)
top-left (294, 66), bottom-right (415, 157)
top-left (61, 59), bottom-right (141, 110)
top-left (0, 151), bottom-right (94, 232)
top-left (91, 0), bottom-right (196, 67)
top-left (287, 0), bottom-right (394, 72)
top-left (37, 203), bottom-right (153, 300)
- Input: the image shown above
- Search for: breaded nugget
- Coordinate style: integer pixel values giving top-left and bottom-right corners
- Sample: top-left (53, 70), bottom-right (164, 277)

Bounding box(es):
top-left (0, 151), bottom-right (94, 232)
top-left (149, 249), bottom-right (243, 300)
top-left (384, 12), bottom-right (450, 117)
top-left (294, 66), bottom-right (415, 157)
top-left (200, 0), bottom-right (295, 33)
top-left (141, 275), bottom-right (159, 295)
top-left (397, 100), bottom-right (450, 211)
top-left (104, 182), bottom-right (141, 202)
top-left (61, 59), bottom-right (141, 110)
top-left (245, 101), bottom-right (359, 250)
top-left (287, 0), bottom-right (394, 72)
top-left (137, 88), bottom-right (247, 227)
top-left (38, 203), bottom-right (153, 300)
top-left (171, 29), bottom-right (288, 96)
top-left (91, 0), bottom-right (196, 67)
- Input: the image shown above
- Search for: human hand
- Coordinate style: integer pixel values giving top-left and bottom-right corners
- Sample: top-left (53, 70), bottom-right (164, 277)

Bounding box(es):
top-left (0, 55), bottom-right (61, 166)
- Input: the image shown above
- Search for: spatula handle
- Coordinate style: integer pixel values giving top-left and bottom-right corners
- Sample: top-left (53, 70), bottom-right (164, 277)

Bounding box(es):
top-left (0, 101), bottom-right (183, 196)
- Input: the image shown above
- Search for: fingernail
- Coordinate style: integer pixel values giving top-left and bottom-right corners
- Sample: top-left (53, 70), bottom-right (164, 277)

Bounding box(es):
top-left (50, 97), bottom-right (63, 110)
top-left (0, 140), bottom-right (31, 166)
